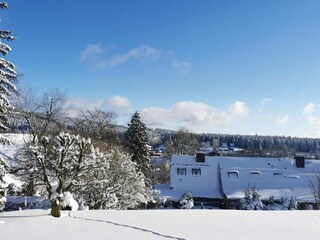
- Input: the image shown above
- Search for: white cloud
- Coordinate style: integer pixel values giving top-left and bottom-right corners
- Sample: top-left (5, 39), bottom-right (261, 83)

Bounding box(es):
top-left (65, 96), bottom-right (133, 118)
top-left (307, 115), bottom-right (320, 128)
top-left (80, 44), bottom-right (167, 69)
top-left (99, 45), bottom-right (166, 68)
top-left (270, 114), bottom-right (289, 125)
top-left (80, 43), bottom-right (191, 72)
top-left (303, 102), bottom-right (316, 115)
top-left (228, 101), bottom-right (250, 117)
top-left (302, 102), bottom-right (320, 135)
top-left (172, 61), bottom-right (191, 74)
top-left (80, 43), bottom-right (103, 61)
top-left (106, 96), bottom-right (132, 114)
top-left (261, 98), bottom-right (273, 105)
top-left (141, 100), bottom-right (250, 129)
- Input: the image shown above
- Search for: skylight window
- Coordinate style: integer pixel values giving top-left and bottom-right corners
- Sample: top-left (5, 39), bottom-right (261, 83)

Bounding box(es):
top-left (228, 170), bottom-right (239, 179)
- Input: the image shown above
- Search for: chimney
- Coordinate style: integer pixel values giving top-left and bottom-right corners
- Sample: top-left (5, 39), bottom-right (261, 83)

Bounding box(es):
top-left (196, 153), bottom-right (205, 162)
top-left (295, 156), bottom-right (305, 168)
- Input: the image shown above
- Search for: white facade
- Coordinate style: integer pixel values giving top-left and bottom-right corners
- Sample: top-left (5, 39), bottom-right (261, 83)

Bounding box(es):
top-left (170, 155), bottom-right (223, 199)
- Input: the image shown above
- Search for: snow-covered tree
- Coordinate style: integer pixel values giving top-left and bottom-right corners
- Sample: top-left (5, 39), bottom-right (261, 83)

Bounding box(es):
top-left (107, 151), bottom-right (155, 209)
top-left (123, 111), bottom-right (152, 184)
top-left (80, 149), bottom-right (156, 210)
top-left (0, 2), bottom-right (17, 144)
top-left (0, 157), bottom-right (8, 186)
top-left (18, 132), bottom-right (108, 217)
top-left (239, 188), bottom-right (265, 210)
top-left (0, 157), bottom-right (9, 210)
top-left (0, 3), bottom-right (17, 207)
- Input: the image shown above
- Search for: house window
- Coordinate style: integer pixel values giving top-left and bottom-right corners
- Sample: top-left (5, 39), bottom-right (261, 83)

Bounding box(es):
top-left (177, 168), bottom-right (186, 176)
top-left (228, 171), bottom-right (239, 179)
top-left (192, 168), bottom-right (201, 176)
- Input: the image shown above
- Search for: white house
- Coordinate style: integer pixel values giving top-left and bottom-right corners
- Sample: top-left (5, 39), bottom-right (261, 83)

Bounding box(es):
top-left (163, 154), bottom-right (320, 205)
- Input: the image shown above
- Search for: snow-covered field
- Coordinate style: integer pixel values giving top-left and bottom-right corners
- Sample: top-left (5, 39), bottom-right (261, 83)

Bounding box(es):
top-left (1, 209), bottom-right (320, 240)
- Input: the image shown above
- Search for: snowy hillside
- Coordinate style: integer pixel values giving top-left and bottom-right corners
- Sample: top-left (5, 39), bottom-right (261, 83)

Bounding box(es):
top-left (1, 209), bottom-right (320, 240)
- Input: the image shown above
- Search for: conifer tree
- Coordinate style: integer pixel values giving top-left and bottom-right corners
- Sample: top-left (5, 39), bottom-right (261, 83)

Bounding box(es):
top-left (123, 111), bottom-right (152, 184)
top-left (0, 1), bottom-right (17, 211)
top-left (0, 2), bottom-right (17, 144)
top-left (0, 157), bottom-right (9, 210)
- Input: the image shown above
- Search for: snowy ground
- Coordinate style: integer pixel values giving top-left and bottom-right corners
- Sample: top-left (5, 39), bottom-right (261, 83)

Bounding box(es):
top-left (1, 209), bottom-right (320, 240)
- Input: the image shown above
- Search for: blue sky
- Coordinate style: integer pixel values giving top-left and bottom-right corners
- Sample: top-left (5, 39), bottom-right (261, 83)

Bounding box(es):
top-left (3, 0), bottom-right (320, 137)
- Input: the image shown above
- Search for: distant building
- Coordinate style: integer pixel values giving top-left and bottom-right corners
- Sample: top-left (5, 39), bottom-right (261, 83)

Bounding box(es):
top-left (161, 154), bottom-right (320, 207)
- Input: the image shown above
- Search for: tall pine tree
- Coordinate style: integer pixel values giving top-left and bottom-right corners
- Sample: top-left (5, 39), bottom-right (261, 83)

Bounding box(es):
top-left (123, 111), bottom-right (152, 184)
top-left (0, 2), bottom-right (17, 210)
top-left (0, 2), bottom-right (17, 143)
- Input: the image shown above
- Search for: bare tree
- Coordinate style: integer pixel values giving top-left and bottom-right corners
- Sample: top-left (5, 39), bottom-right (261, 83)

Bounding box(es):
top-left (15, 88), bottom-right (66, 143)
top-left (71, 108), bottom-right (119, 149)
top-left (165, 127), bottom-right (200, 159)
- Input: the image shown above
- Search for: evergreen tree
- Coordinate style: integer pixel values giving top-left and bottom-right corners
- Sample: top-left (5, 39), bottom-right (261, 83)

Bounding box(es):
top-left (0, 1), bottom-right (17, 212)
top-left (0, 157), bottom-right (8, 211)
top-left (0, 2), bottom-right (17, 144)
top-left (240, 187), bottom-right (265, 210)
top-left (123, 111), bottom-right (152, 184)
top-left (107, 151), bottom-right (155, 209)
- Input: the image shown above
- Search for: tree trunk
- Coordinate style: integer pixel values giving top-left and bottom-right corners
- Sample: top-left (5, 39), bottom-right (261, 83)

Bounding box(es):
top-left (51, 199), bottom-right (61, 218)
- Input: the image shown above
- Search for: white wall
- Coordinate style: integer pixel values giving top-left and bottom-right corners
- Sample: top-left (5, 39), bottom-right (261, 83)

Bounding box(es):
top-left (170, 155), bottom-right (223, 198)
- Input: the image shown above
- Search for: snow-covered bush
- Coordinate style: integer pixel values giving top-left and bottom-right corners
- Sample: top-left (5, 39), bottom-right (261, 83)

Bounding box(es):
top-left (281, 197), bottom-right (297, 210)
top-left (4, 195), bottom-right (49, 211)
top-left (265, 195), bottom-right (284, 210)
top-left (0, 195), bottom-right (6, 211)
top-left (179, 192), bottom-right (194, 209)
top-left (239, 188), bottom-right (265, 210)
top-left (77, 197), bottom-right (89, 210)
top-left (60, 192), bottom-right (79, 211)
top-left (7, 183), bottom-right (21, 196)
top-left (264, 195), bottom-right (298, 210)
top-left (156, 196), bottom-right (167, 209)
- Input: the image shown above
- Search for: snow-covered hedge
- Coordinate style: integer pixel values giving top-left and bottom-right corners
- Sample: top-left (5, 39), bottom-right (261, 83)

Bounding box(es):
top-left (4, 196), bottom-right (50, 211)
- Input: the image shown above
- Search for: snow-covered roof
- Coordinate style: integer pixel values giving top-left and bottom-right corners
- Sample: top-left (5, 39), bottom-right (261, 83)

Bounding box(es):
top-left (163, 155), bottom-right (320, 203)
top-left (219, 156), bottom-right (320, 202)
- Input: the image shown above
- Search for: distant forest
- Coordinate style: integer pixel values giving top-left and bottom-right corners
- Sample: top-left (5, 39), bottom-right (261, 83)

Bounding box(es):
top-left (8, 116), bottom-right (320, 159)
top-left (152, 129), bottom-right (320, 159)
